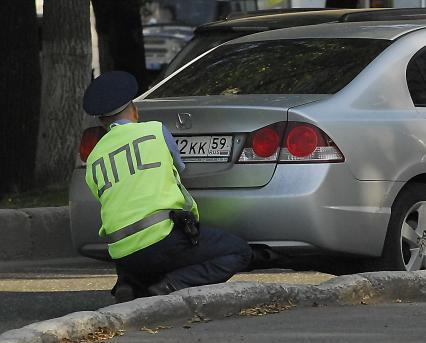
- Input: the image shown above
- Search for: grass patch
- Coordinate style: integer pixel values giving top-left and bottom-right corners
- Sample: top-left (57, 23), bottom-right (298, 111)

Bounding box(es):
top-left (0, 186), bottom-right (69, 209)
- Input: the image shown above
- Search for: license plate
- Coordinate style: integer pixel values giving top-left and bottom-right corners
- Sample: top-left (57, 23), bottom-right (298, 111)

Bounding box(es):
top-left (175, 136), bottom-right (232, 162)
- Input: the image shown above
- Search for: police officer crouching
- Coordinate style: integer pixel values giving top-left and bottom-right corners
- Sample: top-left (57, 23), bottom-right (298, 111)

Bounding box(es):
top-left (83, 71), bottom-right (252, 303)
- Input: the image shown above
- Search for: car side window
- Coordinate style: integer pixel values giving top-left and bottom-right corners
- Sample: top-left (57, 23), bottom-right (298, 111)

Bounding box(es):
top-left (407, 50), bottom-right (426, 107)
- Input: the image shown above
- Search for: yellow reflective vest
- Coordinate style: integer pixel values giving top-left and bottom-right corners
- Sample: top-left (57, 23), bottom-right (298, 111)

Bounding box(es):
top-left (85, 121), bottom-right (198, 259)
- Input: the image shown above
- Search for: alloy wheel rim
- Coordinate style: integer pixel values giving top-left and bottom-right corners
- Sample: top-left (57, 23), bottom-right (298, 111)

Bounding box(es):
top-left (400, 201), bottom-right (426, 271)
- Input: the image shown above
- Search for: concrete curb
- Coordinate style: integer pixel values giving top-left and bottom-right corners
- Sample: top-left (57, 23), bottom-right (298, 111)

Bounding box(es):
top-left (0, 207), bottom-right (76, 261)
top-left (2, 270), bottom-right (426, 342)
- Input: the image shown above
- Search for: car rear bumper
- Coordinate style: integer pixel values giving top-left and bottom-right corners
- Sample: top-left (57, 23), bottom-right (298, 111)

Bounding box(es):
top-left (191, 163), bottom-right (392, 257)
top-left (70, 163), bottom-right (392, 259)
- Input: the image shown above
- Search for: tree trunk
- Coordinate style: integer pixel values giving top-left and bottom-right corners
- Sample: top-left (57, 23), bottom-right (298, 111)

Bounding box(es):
top-left (92, 0), bottom-right (148, 93)
top-left (91, 0), bottom-right (114, 74)
top-left (0, 1), bottom-right (41, 194)
top-left (35, 0), bottom-right (92, 186)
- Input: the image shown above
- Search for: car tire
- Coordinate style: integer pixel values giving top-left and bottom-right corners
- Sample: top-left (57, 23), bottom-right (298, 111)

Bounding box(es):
top-left (368, 183), bottom-right (426, 271)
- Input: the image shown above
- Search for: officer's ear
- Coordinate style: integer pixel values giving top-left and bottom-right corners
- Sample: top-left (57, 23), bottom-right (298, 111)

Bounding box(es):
top-left (131, 102), bottom-right (139, 122)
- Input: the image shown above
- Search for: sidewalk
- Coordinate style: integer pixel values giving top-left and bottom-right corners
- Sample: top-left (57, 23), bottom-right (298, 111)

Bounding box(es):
top-left (0, 207), bottom-right (76, 261)
top-left (0, 267), bottom-right (334, 292)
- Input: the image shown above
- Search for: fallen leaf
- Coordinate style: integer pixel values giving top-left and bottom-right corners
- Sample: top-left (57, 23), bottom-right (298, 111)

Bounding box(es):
top-left (189, 314), bottom-right (202, 323)
top-left (141, 327), bottom-right (158, 334)
top-left (188, 313), bottom-right (212, 323)
top-left (141, 326), bottom-right (171, 334)
top-left (59, 328), bottom-right (125, 343)
top-left (239, 303), bottom-right (294, 317)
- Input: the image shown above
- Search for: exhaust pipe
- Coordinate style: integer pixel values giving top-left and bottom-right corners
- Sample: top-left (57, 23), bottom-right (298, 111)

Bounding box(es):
top-left (249, 245), bottom-right (281, 268)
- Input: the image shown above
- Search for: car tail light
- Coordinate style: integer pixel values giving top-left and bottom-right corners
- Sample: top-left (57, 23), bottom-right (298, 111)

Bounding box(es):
top-left (238, 122), bottom-right (344, 163)
top-left (279, 122), bottom-right (344, 163)
top-left (79, 126), bottom-right (106, 163)
top-left (286, 125), bottom-right (318, 157)
top-left (238, 123), bottom-right (286, 162)
top-left (252, 127), bottom-right (281, 157)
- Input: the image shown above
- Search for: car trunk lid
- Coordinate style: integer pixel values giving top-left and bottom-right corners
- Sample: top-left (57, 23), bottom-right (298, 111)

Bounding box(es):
top-left (136, 94), bottom-right (327, 188)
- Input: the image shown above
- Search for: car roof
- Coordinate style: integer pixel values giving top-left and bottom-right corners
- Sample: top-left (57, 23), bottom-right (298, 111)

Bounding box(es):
top-left (227, 20), bottom-right (426, 43)
top-left (196, 8), bottom-right (426, 34)
top-left (196, 9), bottom-right (370, 33)
top-left (226, 7), bottom-right (331, 19)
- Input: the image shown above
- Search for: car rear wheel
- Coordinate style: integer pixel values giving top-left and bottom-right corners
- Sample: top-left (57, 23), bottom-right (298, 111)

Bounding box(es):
top-left (375, 183), bottom-right (426, 271)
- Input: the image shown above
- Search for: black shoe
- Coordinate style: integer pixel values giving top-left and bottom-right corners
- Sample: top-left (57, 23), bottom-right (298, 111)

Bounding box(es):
top-left (114, 283), bottom-right (136, 303)
top-left (147, 279), bottom-right (176, 296)
top-left (135, 285), bottom-right (151, 298)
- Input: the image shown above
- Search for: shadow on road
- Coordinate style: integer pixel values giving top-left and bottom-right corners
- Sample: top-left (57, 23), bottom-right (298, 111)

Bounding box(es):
top-left (0, 290), bottom-right (114, 334)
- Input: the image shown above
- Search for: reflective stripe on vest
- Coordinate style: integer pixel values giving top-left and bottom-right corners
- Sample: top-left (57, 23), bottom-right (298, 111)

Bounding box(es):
top-left (106, 209), bottom-right (171, 244)
top-left (105, 171), bottom-right (194, 243)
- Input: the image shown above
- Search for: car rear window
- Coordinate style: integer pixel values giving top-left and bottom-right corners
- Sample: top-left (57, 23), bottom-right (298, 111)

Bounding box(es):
top-left (147, 38), bottom-right (391, 98)
top-left (164, 32), bottom-right (244, 77)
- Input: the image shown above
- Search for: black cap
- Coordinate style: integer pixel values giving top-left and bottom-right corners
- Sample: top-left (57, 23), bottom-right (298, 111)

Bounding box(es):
top-left (83, 71), bottom-right (138, 117)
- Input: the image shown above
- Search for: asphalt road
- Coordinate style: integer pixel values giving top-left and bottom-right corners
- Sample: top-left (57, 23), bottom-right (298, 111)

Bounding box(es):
top-left (0, 257), bottom-right (334, 335)
top-left (110, 302), bottom-right (426, 343)
top-left (0, 257), bottom-right (116, 334)
top-left (0, 290), bottom-right (114, 334)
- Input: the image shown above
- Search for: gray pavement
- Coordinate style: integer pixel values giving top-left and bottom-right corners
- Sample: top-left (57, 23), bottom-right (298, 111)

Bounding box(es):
top-left (0, 257), bottom-right (332, 335)
top-left (0, 258), bottom-right (116, 333)
top-left (0, 290), bottom-right (114, 335)
top-left (0, 207), bottom-right (75, 261)
top-left (4, 270), bottom-right (426, 343)
top-left (0, 257), bottom-right (115, 278)
top-left (110, 302), bottom-right (426, 343)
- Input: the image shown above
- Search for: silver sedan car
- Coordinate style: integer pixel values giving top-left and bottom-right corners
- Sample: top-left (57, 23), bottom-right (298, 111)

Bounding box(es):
top-left (71, 18), bottom-right (426, 272)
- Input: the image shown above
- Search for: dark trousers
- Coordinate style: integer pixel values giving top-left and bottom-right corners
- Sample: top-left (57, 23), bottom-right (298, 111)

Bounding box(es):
top-left (114, 225), bottom-right (252, 294)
